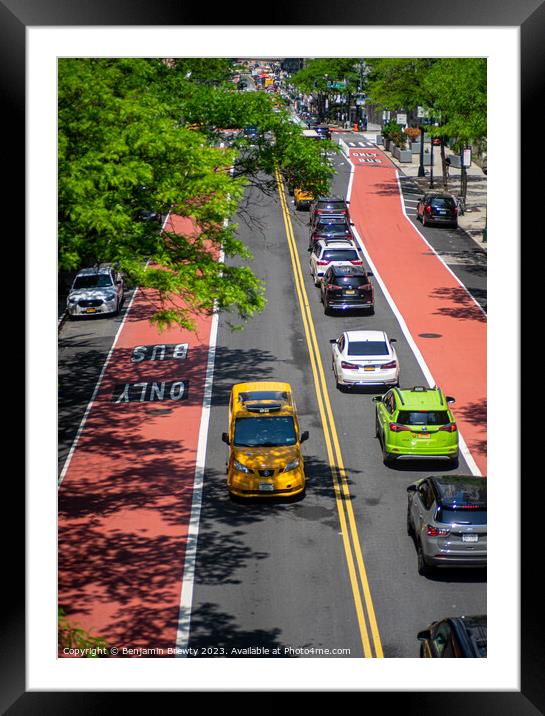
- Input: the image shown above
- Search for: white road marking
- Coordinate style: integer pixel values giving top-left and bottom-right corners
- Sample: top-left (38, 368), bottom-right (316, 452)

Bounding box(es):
top-left (340, 147), bottom-right (483, 477)
top-left (175, 269), bottom-right (222, 656)
top-left (57, 286), bottom-right (140, 487)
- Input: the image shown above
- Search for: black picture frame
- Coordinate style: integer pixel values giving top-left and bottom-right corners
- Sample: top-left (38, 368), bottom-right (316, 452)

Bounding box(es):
top-left (11, 0), bottom-right (536, 711)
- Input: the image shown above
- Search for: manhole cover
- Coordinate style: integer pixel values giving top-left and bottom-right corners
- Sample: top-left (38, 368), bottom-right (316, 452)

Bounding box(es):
top-left (418, 333), bottom-right (442, 338)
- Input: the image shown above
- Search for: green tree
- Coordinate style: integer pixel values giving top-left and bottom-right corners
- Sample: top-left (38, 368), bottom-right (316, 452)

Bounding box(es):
top-left (58, 59), bottom-right (333, 331)
top-left (58, 608), bottom-right (109, 656)
top-left (364, 58), bottom-right (437, 113)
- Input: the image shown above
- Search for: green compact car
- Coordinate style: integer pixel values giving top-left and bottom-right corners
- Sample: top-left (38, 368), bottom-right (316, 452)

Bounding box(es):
top-left (373, 386), bottom-right (459, 466)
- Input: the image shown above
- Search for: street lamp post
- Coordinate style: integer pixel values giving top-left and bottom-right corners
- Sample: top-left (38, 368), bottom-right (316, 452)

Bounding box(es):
top-left (429, 135), bottom-right (434, 188)
top-left (418, 126), bottom-right (426, 178)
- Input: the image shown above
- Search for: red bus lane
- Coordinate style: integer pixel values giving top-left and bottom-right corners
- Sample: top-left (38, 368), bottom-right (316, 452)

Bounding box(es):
top-left (347, 146), bottom-right (486, 475)
top-left (58, 214), bottom-right (216, 655)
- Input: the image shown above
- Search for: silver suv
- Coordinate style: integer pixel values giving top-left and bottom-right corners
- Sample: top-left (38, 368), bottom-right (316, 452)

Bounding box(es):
top-left (309, 239), bottom-right (362, 286)
top-left (407, 475), bottom-right (487, 576)
top-left (66, 264), bottom-right (124, 318)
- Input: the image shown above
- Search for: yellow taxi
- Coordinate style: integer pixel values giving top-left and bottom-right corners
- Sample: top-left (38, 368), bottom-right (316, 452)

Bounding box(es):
top-left (222, 382), bottom-right (309, 498)
top-left (294, 188), bottom-right (314, 211)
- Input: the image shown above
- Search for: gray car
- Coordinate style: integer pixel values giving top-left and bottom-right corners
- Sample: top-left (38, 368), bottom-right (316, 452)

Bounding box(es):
top-left (66, 264), bottom-right (124, 318)
top-left (407, 475), bottom-right (487, 576)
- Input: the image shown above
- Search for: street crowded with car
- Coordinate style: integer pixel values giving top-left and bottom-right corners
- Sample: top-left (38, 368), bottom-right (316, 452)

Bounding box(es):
top-left (57, 57), bottom-right (488, 663)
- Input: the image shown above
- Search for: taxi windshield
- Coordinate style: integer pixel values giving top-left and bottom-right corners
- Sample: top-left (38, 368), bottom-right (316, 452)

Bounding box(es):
top-left (234, 416), bottom-right (296, 447)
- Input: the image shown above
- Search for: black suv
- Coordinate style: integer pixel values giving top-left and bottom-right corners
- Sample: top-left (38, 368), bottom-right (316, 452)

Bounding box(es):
top-left (417, 615), bottom-right (487, 658)
top-left (309, 215), bottom-right (354, 250)
top-left (320, 264), bottom-right (374, 315)
top-left (416, 192), bottom-right (458, 228)
top-left (310, 197), bottom-right (350, 225)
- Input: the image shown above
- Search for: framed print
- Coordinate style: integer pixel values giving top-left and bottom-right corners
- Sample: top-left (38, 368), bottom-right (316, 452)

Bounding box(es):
top-left (10, 0), bottom-right (538, 709)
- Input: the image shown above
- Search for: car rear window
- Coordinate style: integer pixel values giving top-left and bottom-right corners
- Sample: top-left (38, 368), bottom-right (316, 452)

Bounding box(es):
top-left (332, 276), bottom-right (368, 287)
top-left (435, 508), bottom-right (487, 525)
top-left (430, 197), bottom-right (455, 209)
top-left (316, 222), bottom-right (350, 232)
top-left (322, 249), bottom-right (358, 261)
top-left (347, 341), bottom-right (388, 356)
top-left (238, 390), bottom-right (290, 403)
top-left (397, 411), bottom-right (450, 425)
top-left (317, 202), bottom-right (347, 211)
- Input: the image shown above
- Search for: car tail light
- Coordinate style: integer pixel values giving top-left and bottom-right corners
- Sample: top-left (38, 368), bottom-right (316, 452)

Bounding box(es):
top-left (426, 524), bottom-right (450, 537)
top-left (341, 361), bottom-right (359, 370)
top-left (380, 361), bottom-right (397, 370)
top-left (326, 284), bottom-right (338, 291)
top-left (389, 423), bottom-right (411, 432)
top-left (317, 260), bottom-right (329, 266)
top-left (350, 260), bottom-right (363, 265)
top-left (439, 423), bottom-right (457, 432)
top-left (425, 205), bottom-right (432, 214)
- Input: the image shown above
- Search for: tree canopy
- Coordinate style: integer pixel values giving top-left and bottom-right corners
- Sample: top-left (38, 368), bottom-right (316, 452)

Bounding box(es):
top-left (364, 57), bottom-right (487, 144)
top-left (58, 58), bottom-right (333, 330)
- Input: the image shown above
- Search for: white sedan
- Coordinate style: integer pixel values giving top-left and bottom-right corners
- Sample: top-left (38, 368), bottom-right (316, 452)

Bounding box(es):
top-left (330, 330), bottom-right (400, 389)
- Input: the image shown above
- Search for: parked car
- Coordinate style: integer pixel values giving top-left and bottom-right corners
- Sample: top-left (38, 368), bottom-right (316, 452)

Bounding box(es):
top-left (309, 239), bottom-right (362, 286)
top-left (66, 264), bottom-right (124, 318)
top-left (373, 385), bottom-right (459, 465)
top-left (309, 215), bottom-right (354, 250)
top-left (407, 474), bottom-right (487, 575)
top-left (416, 192), bottom-right (458, 228)
top-left (221, 381), bottom-right (309, 499)
top-left (309, 197), bottom-right (350, 225)
top-left (320, 265), bottom-right (375, 315)
top-left (417, 615), bottom-right (487, 657)
top-left (330, 330), bottom-right (399, 389)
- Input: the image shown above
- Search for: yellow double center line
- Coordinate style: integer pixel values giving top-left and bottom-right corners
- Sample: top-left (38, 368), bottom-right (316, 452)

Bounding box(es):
top-left (276, 170), bottom-right (383, 659)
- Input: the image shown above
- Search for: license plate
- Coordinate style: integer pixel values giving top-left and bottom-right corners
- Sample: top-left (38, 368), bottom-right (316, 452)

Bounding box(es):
top-left (344, 290), bottom-right (356, 295)
top-left (84, 308), bottom-right (97, 314)
top-left (462, 533), bottom-right (479, 543)
top-left (363, 366), bottom-right (375, 371)
top-left (416, 432), bottom-right (430, 438)
top-left (259, 483), bottom-right (274, 492)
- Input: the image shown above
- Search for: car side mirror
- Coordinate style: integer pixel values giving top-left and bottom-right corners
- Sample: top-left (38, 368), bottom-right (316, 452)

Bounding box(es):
top-left (406, 484), bottom-right (417, 493)
top-left (417, 629), bottom-right (431, 641)
top-left (390, 338), bottom-right (397, 343)
top-left (446, 396), bottom-right (456, 404)
top-left (350, 221), bottom-right (355, 226)
top-left (221, 432), bottom-right (230, 444)
top-left (300, 430), bottom-right (309, 443)
top-left (372, 396), bottom-right (380, 403)
top-left (329, 338), bottom-right (337, 344)
top-left (367, 271), bottom-right (374, 277)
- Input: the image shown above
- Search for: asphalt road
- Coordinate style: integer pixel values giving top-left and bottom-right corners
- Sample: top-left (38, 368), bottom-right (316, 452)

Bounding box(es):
top-left (57, 147), bottom-right (486, 658)
top-left (58, 292), bottom-right (134, 477)
top-left (186, 151), bottom-right (486, 658)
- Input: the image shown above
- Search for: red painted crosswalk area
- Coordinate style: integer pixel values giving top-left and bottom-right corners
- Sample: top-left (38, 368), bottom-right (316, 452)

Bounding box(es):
top-left (58, 215), bottom-right (215, 654)
top-left (347, 146), bottom-right (487, 475)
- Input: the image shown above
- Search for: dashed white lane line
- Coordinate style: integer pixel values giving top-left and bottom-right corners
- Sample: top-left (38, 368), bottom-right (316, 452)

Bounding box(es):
top-left (340, 146), bottom-right (483, 477)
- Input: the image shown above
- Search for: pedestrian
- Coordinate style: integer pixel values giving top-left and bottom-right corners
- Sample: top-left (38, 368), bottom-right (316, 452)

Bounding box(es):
top-left (445, 156), bottom-right (451, 178)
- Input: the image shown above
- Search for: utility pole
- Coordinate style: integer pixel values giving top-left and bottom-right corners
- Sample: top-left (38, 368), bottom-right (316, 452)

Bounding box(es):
top-left (418, 126), bottom-right (426, 178)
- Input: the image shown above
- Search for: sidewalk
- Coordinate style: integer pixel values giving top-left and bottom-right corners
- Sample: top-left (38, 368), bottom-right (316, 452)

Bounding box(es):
top-left (356, 123), bottom-right (487, 250)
